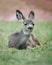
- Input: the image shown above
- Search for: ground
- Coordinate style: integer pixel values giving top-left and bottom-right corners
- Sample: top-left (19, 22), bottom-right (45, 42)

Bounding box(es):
top-left (0, 21), bottom-right (52, 65)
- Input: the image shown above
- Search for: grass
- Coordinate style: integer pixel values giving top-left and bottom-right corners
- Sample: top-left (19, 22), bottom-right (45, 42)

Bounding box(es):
top-left (0, 21), bottom-right (52, 65)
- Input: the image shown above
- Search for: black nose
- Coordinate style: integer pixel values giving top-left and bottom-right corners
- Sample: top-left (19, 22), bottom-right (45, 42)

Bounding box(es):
top-left (28, 27), bottom-right (33, 29)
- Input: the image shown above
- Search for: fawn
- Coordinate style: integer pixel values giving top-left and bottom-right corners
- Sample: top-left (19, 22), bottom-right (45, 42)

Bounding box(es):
top-left (8, 10), bottom-right (40, 49)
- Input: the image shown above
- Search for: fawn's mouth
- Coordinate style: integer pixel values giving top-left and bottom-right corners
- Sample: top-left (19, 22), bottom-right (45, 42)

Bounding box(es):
top-left (27, 28), bottom-right (33, 32)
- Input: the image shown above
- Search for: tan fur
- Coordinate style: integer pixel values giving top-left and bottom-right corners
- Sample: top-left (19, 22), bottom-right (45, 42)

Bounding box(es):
top-left (26, 33), bottom-right (40, 49)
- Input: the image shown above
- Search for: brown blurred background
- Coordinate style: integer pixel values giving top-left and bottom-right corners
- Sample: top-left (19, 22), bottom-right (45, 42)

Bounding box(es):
top-left (0, 0), bottom-right (52, 21)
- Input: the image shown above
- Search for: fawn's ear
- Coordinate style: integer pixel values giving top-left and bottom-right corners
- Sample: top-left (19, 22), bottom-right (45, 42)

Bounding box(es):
top-left (28, 11), bottom-right (35, 20)
top-left (16, 10), bottom-right (25, 20)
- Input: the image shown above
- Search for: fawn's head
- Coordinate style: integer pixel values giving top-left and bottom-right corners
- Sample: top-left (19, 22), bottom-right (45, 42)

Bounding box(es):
top-left (16, 10), bottom-right (35, 33)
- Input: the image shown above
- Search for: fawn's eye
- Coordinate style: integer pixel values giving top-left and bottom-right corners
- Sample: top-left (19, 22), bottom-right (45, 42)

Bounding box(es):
top-left (32, 23), bottom-right (34, 26)
top-left (25, 24), bottom-right (27, 25)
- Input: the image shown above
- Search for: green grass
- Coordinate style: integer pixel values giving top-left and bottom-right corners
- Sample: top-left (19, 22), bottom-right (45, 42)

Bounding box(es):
top-left (0, 21), bottom-right (52, 65)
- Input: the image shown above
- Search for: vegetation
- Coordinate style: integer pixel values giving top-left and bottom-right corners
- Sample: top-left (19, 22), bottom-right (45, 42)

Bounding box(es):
top-left (0, 21), bottom-right (52, 65)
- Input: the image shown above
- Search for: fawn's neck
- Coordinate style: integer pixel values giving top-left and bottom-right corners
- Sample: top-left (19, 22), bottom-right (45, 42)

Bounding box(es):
top-left (19, 29), bottom-right (30, 43)
top-left (22, 28), bottom-right (31, 36)
top-left (17, 29), bottom-right (30, 48)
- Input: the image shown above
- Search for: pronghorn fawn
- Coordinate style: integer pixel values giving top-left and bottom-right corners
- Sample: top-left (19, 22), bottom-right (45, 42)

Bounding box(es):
top-left (8, 10), bottom-right (40, 49)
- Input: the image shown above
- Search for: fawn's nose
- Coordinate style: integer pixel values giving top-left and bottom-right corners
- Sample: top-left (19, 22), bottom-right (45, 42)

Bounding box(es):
top-left (28, 27), bottom-right (33, 29)
top-left (27, 24), bottom-right (33, 30)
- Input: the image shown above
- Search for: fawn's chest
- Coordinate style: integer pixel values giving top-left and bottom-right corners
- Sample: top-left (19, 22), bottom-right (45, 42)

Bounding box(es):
top-left (19, 34), bottom-right (30, 44)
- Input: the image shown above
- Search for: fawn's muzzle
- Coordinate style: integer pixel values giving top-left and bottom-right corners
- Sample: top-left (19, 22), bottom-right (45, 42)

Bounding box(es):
top-left (28, 24), bottom-right (33, 30)
top-left (28, 27), bottom-right (33, 29)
